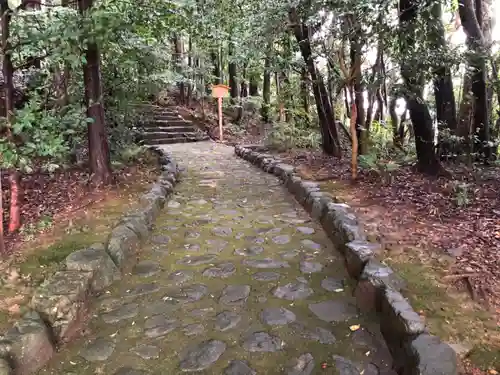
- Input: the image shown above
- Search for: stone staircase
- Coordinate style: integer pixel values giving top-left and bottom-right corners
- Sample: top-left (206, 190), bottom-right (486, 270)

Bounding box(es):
top-left (137, 104), bottom-right (209, 146)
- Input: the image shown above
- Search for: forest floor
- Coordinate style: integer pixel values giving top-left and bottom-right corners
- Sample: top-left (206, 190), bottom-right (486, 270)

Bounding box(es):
top-left (0, 150), bottom-right (160, 332)
top-left (179, 98), bottom-right (500, 374)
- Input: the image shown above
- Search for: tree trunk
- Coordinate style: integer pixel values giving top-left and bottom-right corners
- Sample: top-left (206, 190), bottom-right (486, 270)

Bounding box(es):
top-left (430, 3), bottom-right (458, 157)
top-left (211, 51), bottom-right (221, 85)
top-left (350, 102), bottom-right (358, 180)
top-left (0, 169), bottom-right (5, 255)
top-left (1, 0), bottom-right (14, 129)
top-left (240, 66), bottom-right (248, 98)
top-left (458, 71), bottom-right (473, 140)
top-left (78, 0), bottom-right (113, 186)
top-left (399, 0), bottom-right (442, 175)
top-left (261, 48), bottom-right (271, 122)
top-left (187, 35), bottom-right (193, 106)
top-left (300, 67), bottom-right (309, 115)
top-left (8, 171), bottom-right (21, 233)
top-left (228, 43), bottom-right (238, 103)
top-left (458, 0), bottom-right (491, 161)
top-left (389, 96), bottom-right (401, 145)
top-left (173, 34), bottom-right (185, 104)
top-left (350, 24), bottom-right (367, 154)
top-left (289, 7), bottom-right (341, 157)
top-left (249, 72), bottom-right (259, 96)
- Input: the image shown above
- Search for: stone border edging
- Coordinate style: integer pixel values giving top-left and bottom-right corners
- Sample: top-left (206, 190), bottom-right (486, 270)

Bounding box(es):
top-left (0, 146), bottom-right (179, 375)
top-left (234, 144), bottom-right (458, 375)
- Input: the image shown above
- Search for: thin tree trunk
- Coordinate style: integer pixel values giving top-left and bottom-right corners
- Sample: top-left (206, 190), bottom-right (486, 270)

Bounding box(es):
top-left (389, 97), bottom-right (401, 145)
top-left (350, 102), bottom-right (358, 180)
top-left (300, 67), bottom-right (309, 114)
top-left (400, 0), bottom-right (443, 175)
top-left (173, 34), bottom-right (185, 104)
top-left (1, 0), bottom-right (14, 128)
top-left (187, 35), bottom-right (193, 106)
top-left (78, 0), bottom-right (113, 186)
top-left (289, 7), bottom-right (341, 157)
top-left (241, 65), bottom-right (248, 97)
top-left (350, 23), bottom-right (367, 154)
top-left (8, 171), bottom-right (20, 233)
top-left (228, 43), bottom-right (238, 104)
top-left (249, 72), bottom-right (259, 96)
top-left (211, 51), bottom-right (221, 85)
top-left (459, 0), bottom-right (491, 161)
top-left (261, 47), bottom-right (271, 122)
top-left (0, 169), bottom-right (5, 255)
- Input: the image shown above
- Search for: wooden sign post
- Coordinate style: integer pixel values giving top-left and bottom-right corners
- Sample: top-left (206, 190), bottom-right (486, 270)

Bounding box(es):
top-left (211, 84), bottom-right (230, 141)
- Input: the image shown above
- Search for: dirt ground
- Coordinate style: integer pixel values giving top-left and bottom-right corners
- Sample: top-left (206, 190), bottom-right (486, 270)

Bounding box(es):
top-left (0, 151), bottom-right (159, 331)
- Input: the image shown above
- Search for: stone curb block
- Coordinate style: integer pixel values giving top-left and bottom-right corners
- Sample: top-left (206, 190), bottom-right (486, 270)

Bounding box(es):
top-left (234, 146), bottom-right (457, 375)
top-left (0, 147), bottom-right (180, 375)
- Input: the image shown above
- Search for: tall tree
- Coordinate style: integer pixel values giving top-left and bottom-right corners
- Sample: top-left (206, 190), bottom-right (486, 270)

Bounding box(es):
top-left (458, 0), bottom-right (491, 161)
top-left (289, 7), bottom-right (341, 157)
top-left (399, 0), bottom-right (442, 174)
top-left (78, 0), bottom-right (113, 185)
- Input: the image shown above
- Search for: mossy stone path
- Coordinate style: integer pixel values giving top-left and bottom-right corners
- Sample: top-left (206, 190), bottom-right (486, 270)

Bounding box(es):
top-left (40, 142), bottom-right (396, 375)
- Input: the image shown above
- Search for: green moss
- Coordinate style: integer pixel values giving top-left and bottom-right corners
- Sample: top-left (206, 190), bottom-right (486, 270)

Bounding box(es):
top-left (386, 259), bottom-right (500, 370)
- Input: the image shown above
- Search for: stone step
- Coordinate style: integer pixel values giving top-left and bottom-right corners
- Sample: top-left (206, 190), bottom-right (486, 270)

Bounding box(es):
top-left (151, 115), bottom-right (182, 121)
top-left (143, 136), bottom-right (209, 145)
top-left (142, 131), bottom-right (201, 140)
top-left (141, 120), bottom-right (192, 128)
top-left (142, 126), bottom-right (196, 133)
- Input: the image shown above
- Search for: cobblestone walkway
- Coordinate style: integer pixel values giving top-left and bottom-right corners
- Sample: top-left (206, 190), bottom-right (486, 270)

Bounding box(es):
top-left (41, 142), bottom-right (395, 375)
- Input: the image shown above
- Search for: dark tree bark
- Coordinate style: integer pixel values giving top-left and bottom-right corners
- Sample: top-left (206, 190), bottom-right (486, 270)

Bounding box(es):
top-left (211, 51), bottom-right (221, 85)
top-left (240, 66), bottom-right (248, 97)
top-left (458, 0), bottom-right (491, 161)
top-left (389, 96), bottom-right (402, 146)
top-left (399, 0), bottom-right (443, 175)
top-left (78, 0), bottom-right (113, 185)
top-left (173, 34), bottom-right (185, 104)
top-left (430, 3), bottom-right (458, 158)
top-left (249, 72), bottom-right (259, 96)
top-left (228, 44), bottom-right (238, 103)
top-left (300, 66), bottom-right (309, 114)
top-left (289, 7), bottom-right (341, 157)
top-left (261, 47), bottom-right (271, 122)
top-left (1, 0), bottom-right (14, 128)
top-left (0, 169), bottom-right (5, 255)
top-left (187, 35), bottom-right (193, 106)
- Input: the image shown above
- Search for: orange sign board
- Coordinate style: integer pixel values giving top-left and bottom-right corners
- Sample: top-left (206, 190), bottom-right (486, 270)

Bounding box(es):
top-left (211, 84), bottom-right (230, 98)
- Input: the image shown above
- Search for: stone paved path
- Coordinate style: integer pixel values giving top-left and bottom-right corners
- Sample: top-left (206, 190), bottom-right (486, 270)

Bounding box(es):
top-left (41, 142), bottom-right (395, 375)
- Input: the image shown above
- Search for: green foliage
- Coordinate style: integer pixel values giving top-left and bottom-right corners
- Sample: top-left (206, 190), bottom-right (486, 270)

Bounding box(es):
top-left (265, 121), bottom-right (321, 150)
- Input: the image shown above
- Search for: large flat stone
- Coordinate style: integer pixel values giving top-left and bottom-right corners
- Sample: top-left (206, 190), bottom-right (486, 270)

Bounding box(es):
top-left (219, 285), bottom-right (250, 305)
top-left (402, 334), bottom-right (457, 375)
top-left (0, 311), bottom-right (54, 375)
top-left (308, 300), bottom-right (358, 322)
top-left (287, 353), bottom-right (315, 375)
top-left (242, 332), bottom-right (285, 352)
top-left (224, 360), bottom-right (256, 375)
top-left (80, 338), bottom-right (115, 361)
top-left (102, 303), bottom-right (139, 323)
top-left (31, 271), bottom-right (93, 343)
top-left (65, 243), bottom-right (121, 293)
top-left (106, 225), bottom-right (140, 267)
top-left (179, 340), bottom-right (226, 372)
top-left (242, 258), bottom-right (290, 269)
top-left (260, 307), bottom-right (296, 325)
top-left (273, 282), bottom-right (313, 300)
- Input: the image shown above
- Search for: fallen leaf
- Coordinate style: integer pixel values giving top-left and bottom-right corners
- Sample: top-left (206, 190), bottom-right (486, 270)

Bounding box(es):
top-left (349, 324), bottom-right (360, 331)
